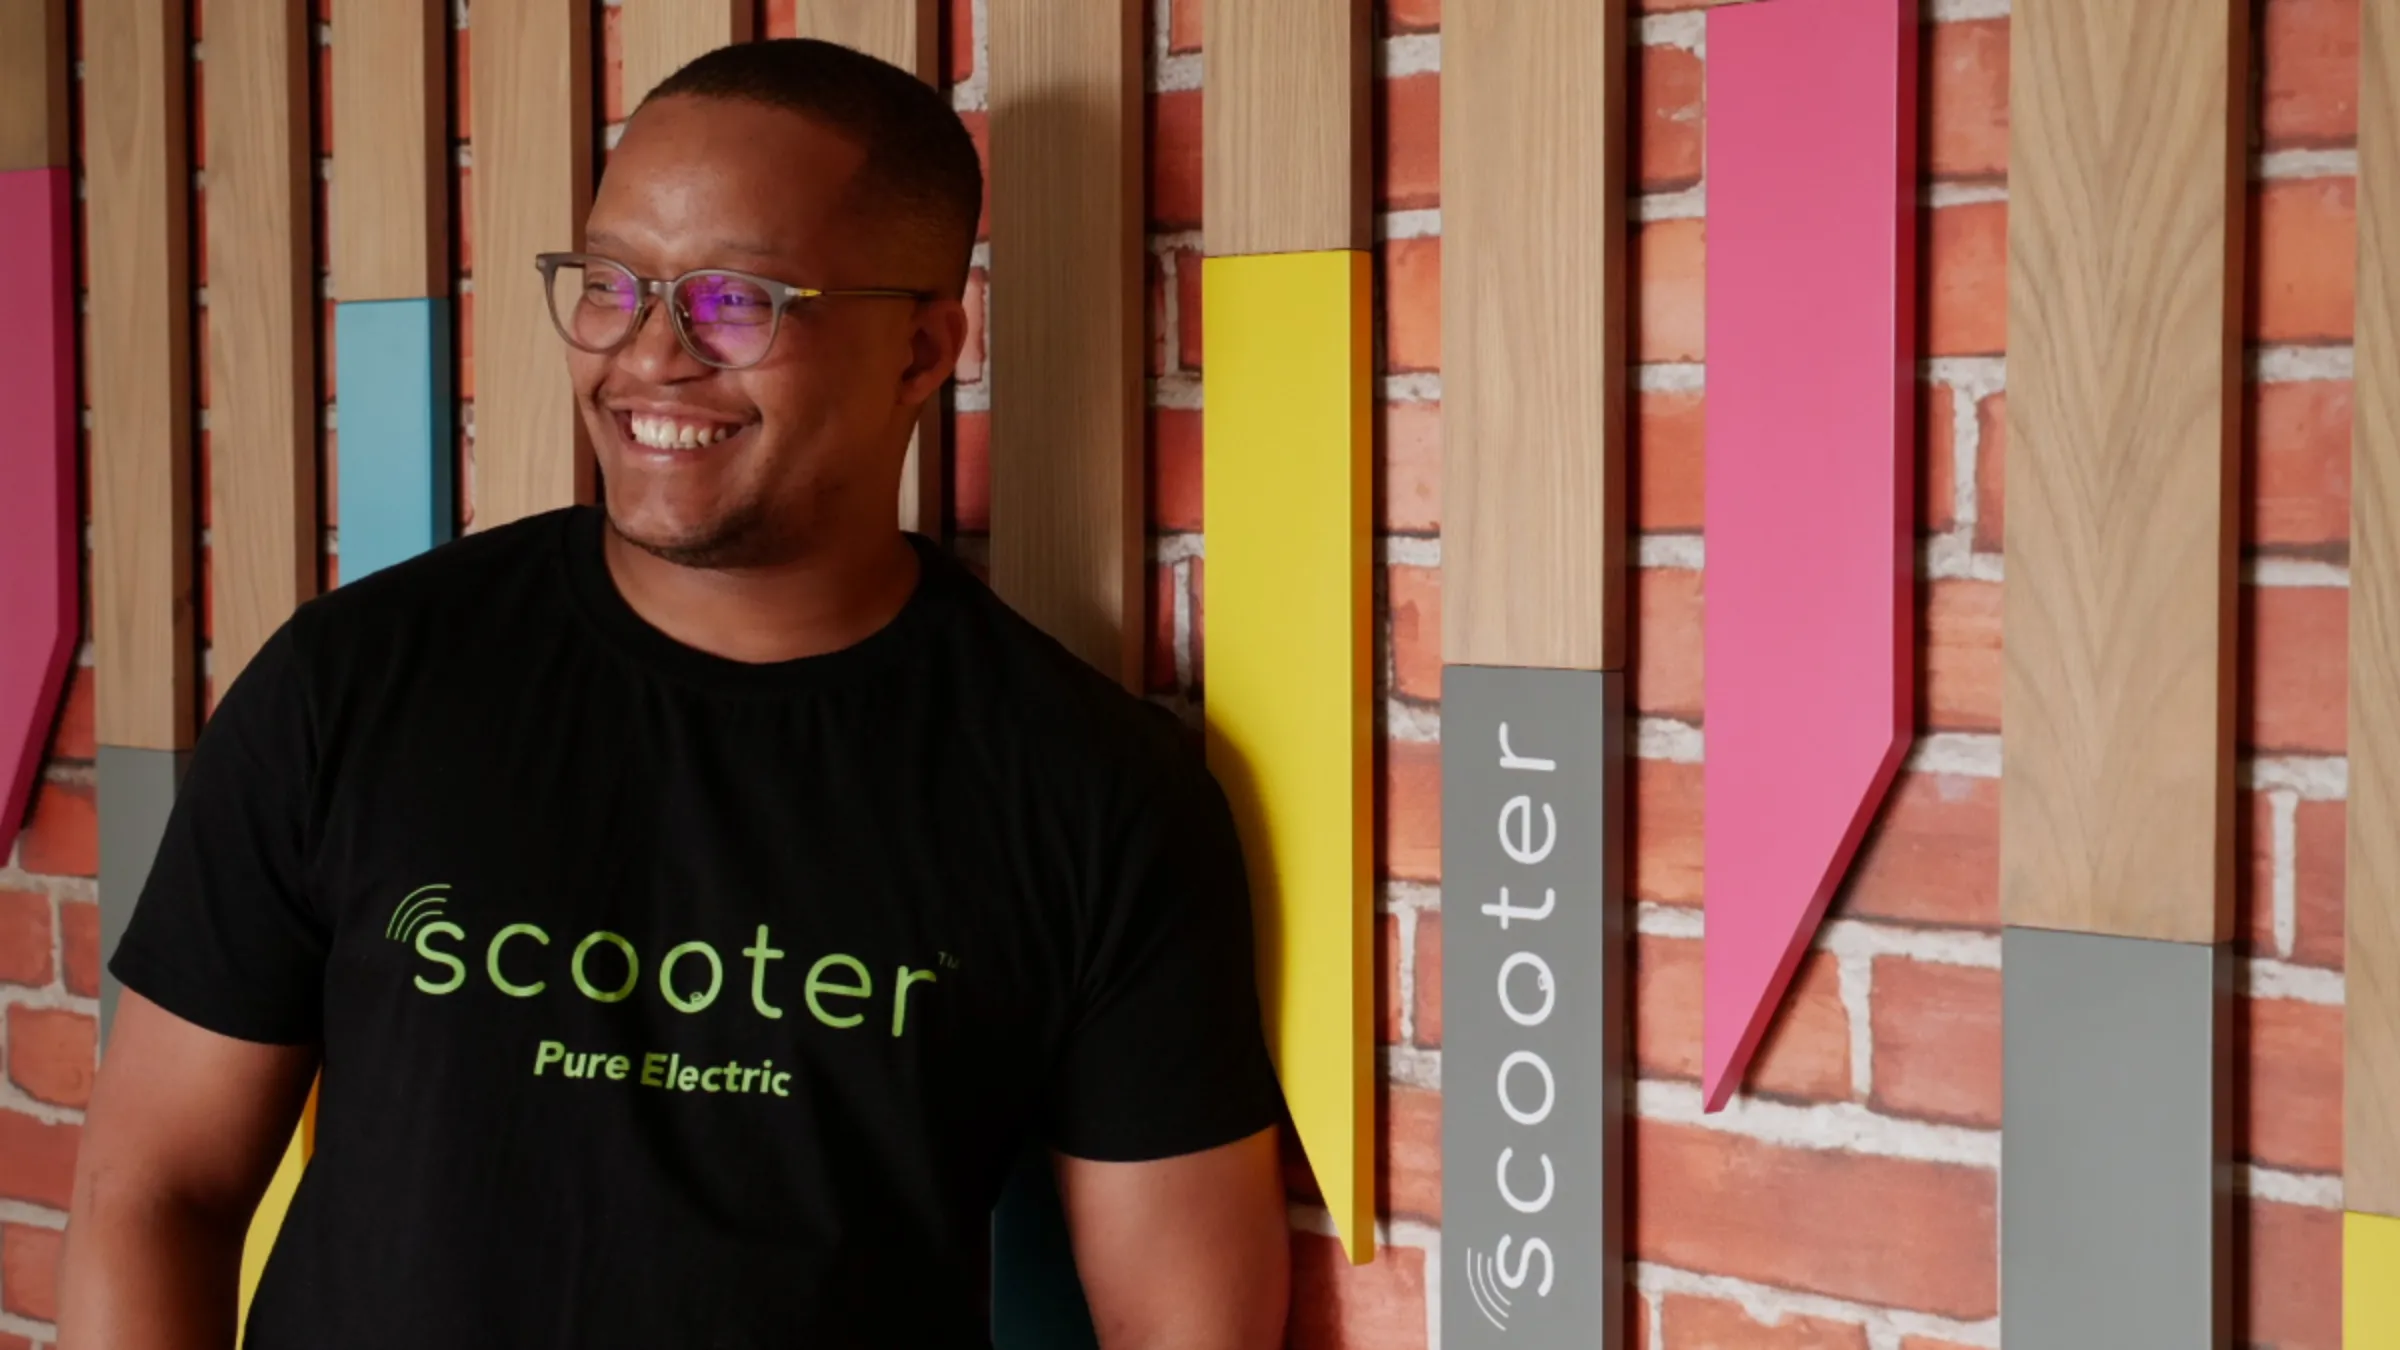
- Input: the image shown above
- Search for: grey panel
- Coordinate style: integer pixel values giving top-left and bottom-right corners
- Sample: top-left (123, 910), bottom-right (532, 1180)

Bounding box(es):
top-left (1441, 666), bottom-right (1625, 1350)
top-left (2002, 926), bottom-right (2231, 1349)
top-left (97, 744), bottom-right (188, 1039)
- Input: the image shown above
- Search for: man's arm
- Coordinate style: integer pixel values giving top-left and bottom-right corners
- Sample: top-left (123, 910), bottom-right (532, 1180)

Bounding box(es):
top-left (1056, 1126), bottom-right (1290, 1350)
top-left (56, 991), bottom-right (318, 1350)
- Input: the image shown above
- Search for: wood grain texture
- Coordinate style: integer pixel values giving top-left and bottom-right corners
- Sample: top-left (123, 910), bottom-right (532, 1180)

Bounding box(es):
top-left (332, 0), bottom-right (448, 300)
top-left (1201, 0), bottom-right (1369, 256)
top-left (1998, 0), bottom-right (2243, 943)
top-left (0, 0), bottom-right (69, 170)
top-left (1439, 0), bottom-right (1625, 672)
top-left (87, 0), bottom-right (195, 750)
top-left (206, 0), bottom-right (319, 691)
top-left (620, 0), bottom-right (753, 112)
top-left (2349, 0), bottom-right (2400, 1221)
top-left (987, 0), bottom-right (1142, 683)
top-left (470, 0), bottom-right (594, 529)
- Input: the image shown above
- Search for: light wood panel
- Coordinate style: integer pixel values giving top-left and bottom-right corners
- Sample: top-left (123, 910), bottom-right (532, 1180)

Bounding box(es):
top-left (0, 0), bottom-right (69, 171)
top-left (471, 0), bottom-right (594, 529)
top-left (206, 0), bottom-right (318, 690)
top-left (1201, 0), bottom-right (1368, 257)
top-left (88, 0), bottom-right (195, 750)
top-left (2349, 0), bottom-right (2400, 1222)
top-left (620, 0), bottom-right (753, 112)
top-left (332, 0), bottom-right (448, 301)
top-left (987, 0), bottom-right (1142, 682)
top-left (1440, 0), bottom-right (1625, 672)
top-left (1998, 0), bottom-right (2243, 943)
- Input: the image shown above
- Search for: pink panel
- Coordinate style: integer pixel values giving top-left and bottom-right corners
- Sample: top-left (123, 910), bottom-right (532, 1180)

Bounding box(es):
top-left (0, 167), bottom-right (79, 856)
top-left (1701, 0), bottom-right (1917, 1111)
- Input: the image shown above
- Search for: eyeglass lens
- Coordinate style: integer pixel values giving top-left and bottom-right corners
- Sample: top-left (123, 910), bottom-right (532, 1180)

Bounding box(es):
top-left (545, 258), bottom-right (780, 368)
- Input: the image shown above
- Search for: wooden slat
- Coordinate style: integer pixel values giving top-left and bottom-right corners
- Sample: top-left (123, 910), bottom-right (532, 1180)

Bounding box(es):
top-left (620, 0), bottom-right (753, 112)
top-left (0, 0), bottom-right (69, 171)
top-left (1998, 0), bottom-right (2243, 943)
top-left (987, 0), bottom-right (1142, 682)
top-left (2349, 0), bottom-right (2400, 1222)
top-left (206, 0), bottom-right (319, 690)
top-left (1201, 0), bottom-right (1368, 256)
top-left (1440, 0), bottom-right (1625, 672)
top-left (332, 0), bottom-right (448, 301)
top-left (88, 0), bottom-right (195, 751)
top-left (470, 0), bottom-right (594, 529)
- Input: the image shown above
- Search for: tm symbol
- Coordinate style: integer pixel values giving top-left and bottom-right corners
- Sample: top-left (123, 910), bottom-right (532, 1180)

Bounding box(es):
top-left (938, 952), bottom-right (962, 969)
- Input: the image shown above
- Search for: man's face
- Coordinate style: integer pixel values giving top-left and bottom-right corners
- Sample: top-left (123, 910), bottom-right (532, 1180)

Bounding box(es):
top-left (571, 95), bottom-right (960, 568)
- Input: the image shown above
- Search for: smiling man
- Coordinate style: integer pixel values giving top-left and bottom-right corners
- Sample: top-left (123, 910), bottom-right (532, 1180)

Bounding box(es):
top-left (59, 40), bottom-right (1290, 1350)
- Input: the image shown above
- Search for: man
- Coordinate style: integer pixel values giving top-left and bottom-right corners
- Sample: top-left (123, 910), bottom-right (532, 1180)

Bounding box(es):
top-left (59, 39), bottom-right (1291, 1349)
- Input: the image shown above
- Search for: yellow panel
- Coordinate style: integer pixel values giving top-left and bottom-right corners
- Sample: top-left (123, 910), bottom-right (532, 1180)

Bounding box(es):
top-left (1201, 250), bottom-right (1373, 1262)
top-left (236, 1119), bottom-right (309, 1338)
top-left (2351, 1211), bottom-right (2400, 1346)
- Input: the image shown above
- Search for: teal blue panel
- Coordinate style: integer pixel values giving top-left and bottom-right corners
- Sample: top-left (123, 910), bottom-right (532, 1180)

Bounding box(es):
top-left (336, 298), bottom-right (453, 582)
top-left (992, 1148), bottom-right (1098, 1350)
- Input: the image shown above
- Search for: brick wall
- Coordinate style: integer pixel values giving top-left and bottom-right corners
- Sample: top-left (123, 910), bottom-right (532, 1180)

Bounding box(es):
top-left (0, 0), bottom-right (2361, 1345)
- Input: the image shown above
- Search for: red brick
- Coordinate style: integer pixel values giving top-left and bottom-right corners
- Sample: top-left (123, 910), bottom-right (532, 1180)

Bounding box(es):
top-left (2237, 997), bottom-right (2342, 1174)
top-left (1899, 1340), bottom-right (1982, 1350)
top-left (2291, 797), bottom-right (2344, 968)
top-left (1380, 237), bottom-right (1440, 373)
top-left (1632, 758), bottom-right (1703, 907)
top-left (1638, 45), bottom-right (1703, 191)
top-left (0, 891), bottom-right (51, 988)
top-left (1148, 91), bottom-right (1202, 230)
top-left (2261, 0), bottom-right (2359, 150)
top-left (6, 1007), bottom-right (95, 1109)
top-left (1634, 388), bottom-right (1704, 533)
top-left (1637, 936), bottom-right (1851, 1102)
top-left (1923, 580), bottom-right (2000, 732)
top-left (1635, 220), bottom-right (1704, 364)
top-left (947, 0), bottom-right (977, 81)
top-left (1972, 391), bottom-right (2007, 552)
top-left (1921, 382), bottom-right (1960, 534)
top-left (18, 781), bottom-right (95, 879)
top-left (954, 268), bottom-right (987, 384)
top-left (1145, 252), bottom-right (1168, 378)
top-left (2251, 179), bottom-right (2358, 344)
top-left (1378, 73), bottom-right (1439, 210)
top-left (949, 410), bottom-right (989, 532)
top-left (1633, 1121), bottom-right (1997, 1319)
top-left (48, 667), bottom-right (94, 763)
top-left (1631, 568), bottom-right (1702, 719)
top-left (0, 1331), bottom-right (32, 1350)
top-left (1834, 772), bottom-right (2001, 929)
top-left (0, 1223), bottom-right (60, 1323)
top-left (1289, 1231), bottom-right (1427, 1350)
top-left (0, 1112), bottom-right (78, 1209)
top-left (1377, 912), bottom-right (1402, 1045)
top-left (2243, 585), bottom-right (2347, 755)
top-left (58, 899), bottom-right (98, 998)
top-left (1146, 566), bottom-right (1176, 695)
top-left (1924, 19), bottom-right (2008, 181)
top-left (598, 5), bottom-right (625, 123)
top-left (1661, 1294), bottom-right (1868, 1350)
top-left (2248, 379), bottom-right (2351, 550)
top-left (1388, 566), bottom-right (1440, 702)
top-left (1925, 203), bottom-right (2006, 357)
top-left (1380, 0), bottom-right (1439, 33)
top-left (1190, 559), bottom-right (1205, 683)
top-left (2245, 1198), bottom-right (2340, 1350)
top-left (1382, 740), bottom-right (1440, 882)
top-left (1381, 1082), bottom-right (1439, 1221)
top-left (1175, 247), bottom-right (1203, 369)
top-left (1413, 912), bottom-right (1441, 1046)
top-left (1633, 1292), bottom-right (1651, 1350)
top-left (1169, 0), bottom-right (1200, 52)
top-left (1149, 406), bottom-right (1202, 531)
top-left (2242, 790), bottom-right (2281, 957)
top-left (1379, 401), bottom-right (1440, 535)
top-left (1868, 958), bottom-right (2000, 1127)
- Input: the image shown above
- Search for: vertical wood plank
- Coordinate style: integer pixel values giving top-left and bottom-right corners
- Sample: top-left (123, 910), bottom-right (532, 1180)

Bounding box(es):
top-left (331, 0), bottom-right (448, 301)
top-left (0, 0), bottom-right (70, 171)
top-left (2348, 0), bottom-right (2400, 1223)
top-left (206, 0), bottom-right (319, 690)
top-left (986, 0), bottom-right (1142, 681)
top-left (1999, 0), bottom-right (2243, 943)
top-left (471, 0), bottom-right (594, 530)
top-left (1440, 0), bottom-right (1625, 673)
top-left (620, 0), bottom-right (754, 112)
top-left (1201, 0), bottom-right (1368, 256)
top-left (88, 0), bottom-right (196, 751)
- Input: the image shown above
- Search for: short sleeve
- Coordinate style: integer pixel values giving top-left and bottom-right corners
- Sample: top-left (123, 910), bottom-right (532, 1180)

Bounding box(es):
top-left (108, 621), bottom-right (328, 1045)
top-left (1044, 750), bottom-right (1287, 1162)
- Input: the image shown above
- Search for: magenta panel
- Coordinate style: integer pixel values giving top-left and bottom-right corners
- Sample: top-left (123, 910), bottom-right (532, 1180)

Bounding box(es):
top-left (1701, 0), bottom-right (1918, 1110)
top-left (0, 167), bottom-right (79, 856)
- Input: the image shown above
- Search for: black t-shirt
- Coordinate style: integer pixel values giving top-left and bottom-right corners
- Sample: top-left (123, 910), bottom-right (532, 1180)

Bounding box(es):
top-left (109, 507), bottom-right (1284, 1349)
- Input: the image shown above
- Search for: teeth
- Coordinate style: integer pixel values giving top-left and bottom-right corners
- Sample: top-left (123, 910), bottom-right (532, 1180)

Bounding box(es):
top-left (627, 414), bottom-right (739, 450)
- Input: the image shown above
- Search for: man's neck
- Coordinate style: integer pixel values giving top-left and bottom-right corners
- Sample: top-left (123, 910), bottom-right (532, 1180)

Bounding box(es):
top-left (600, 524), bottom-right (923, 666)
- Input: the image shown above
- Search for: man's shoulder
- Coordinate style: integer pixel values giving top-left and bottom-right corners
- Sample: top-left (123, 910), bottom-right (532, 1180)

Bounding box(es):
top-left (302, 509), bottom-right (569, 627)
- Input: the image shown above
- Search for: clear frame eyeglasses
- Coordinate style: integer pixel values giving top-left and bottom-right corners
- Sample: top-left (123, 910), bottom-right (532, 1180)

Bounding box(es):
top-left (535, 251), bottom-right (936, 371)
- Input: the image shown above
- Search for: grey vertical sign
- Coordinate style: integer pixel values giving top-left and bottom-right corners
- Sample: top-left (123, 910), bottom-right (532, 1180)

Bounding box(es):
top-left (1442, 666), bottom-right (1624, 1349)
top-left (2003, 925), bottom-right (2231, 1349)
top-left (97, 744), bottom-right (188, 1039)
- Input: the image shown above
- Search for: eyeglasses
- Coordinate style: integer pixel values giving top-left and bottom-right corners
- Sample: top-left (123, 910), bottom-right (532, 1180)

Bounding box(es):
top-left (535, 252), bottom-right (936, 371)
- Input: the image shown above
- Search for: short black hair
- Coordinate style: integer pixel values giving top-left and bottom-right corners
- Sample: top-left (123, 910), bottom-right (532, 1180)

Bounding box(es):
top-left (645, 38), bottom-right (983, 292)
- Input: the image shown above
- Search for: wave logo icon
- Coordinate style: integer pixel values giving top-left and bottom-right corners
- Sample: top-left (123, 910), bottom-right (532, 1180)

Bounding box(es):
top-left (1464, 1245), bottom-right (1514, 1332)
top-left (385, 883), bottom-right (452, 944)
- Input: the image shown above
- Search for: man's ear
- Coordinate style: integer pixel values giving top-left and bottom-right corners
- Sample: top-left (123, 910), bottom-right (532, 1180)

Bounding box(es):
top-left (898, 296), bottom-right (969, 407)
